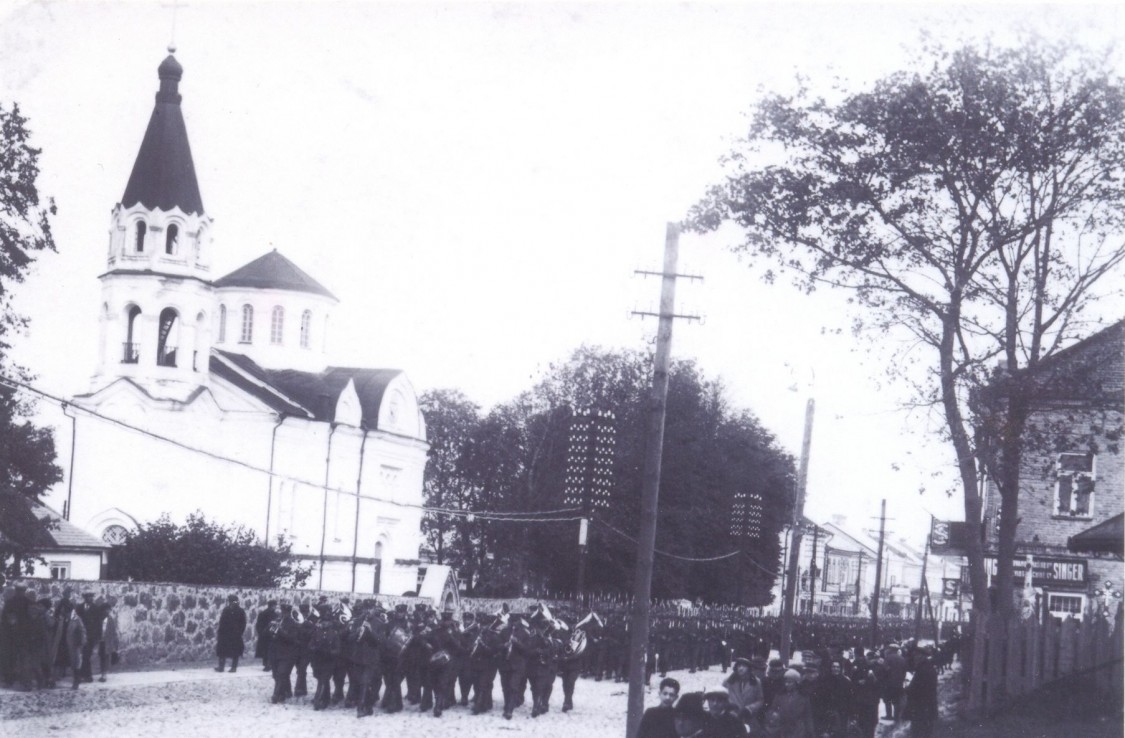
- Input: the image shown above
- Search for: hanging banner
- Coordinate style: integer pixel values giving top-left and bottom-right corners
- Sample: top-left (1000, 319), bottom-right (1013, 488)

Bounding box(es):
top-left (941, 578), bottom-right (960, 600)
top-left (930, 520), bottom-right (970, 555)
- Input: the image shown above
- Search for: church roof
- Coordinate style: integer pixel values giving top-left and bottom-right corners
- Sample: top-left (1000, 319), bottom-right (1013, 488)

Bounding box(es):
top-left (213, 250), bottom-right (338, 300)
top-left (211, 350), bottom-right (401, 429)
top-left (0, 495), bottom-right (109, 551)
top-left (121, 53), bottom-right (204, 216)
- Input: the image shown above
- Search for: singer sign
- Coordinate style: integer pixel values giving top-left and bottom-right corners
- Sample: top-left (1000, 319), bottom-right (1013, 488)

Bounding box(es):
top-left (981, 555), bottom-right (1088, 587)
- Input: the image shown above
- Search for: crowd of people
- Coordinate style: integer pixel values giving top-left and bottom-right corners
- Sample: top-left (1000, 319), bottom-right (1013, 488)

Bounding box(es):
top-left (2, 583), bottom-right (955, 737)
top-left (0, 583), bottom-right (119, 691)
top-left (638, 639), bottom-right (945, 738)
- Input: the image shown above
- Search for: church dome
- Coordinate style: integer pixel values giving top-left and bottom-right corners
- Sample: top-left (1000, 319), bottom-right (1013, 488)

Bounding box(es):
top-left (158, 54), bottom-right (183, 81)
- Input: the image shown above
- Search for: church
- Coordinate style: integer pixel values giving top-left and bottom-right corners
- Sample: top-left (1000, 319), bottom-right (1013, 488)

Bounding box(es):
top-left (48, 51), bottom-right (430, 596)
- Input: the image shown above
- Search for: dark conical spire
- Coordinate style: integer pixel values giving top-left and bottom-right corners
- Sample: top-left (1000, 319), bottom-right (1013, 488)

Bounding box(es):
top-left (121, 48), bottom-right (204, 215)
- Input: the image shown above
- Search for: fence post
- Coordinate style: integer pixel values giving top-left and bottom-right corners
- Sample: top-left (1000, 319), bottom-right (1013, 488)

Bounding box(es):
top-left (985, 614), bottom-right (1007, 710)
top-left (1026, 616), bottom-right (1042, 693)
top-left (968, 611), bottom-right (988, 712)
top-left (1004, 615), bottom-right (1023, 701)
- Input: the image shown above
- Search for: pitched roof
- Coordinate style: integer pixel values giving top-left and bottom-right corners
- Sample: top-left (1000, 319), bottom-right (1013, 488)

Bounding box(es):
top-left (213, 250), bottom-right (337, 300)
top-left (0, 495), bottom-right (108, 551)
top-left (1020, 320), bottom-right (1124, 404)
top-left (1068, 513), bottom-right (1124, 557)
top-left (210, 350), bottom-right (401, 429)
top-left (121, 54), bottom-right (204, 216)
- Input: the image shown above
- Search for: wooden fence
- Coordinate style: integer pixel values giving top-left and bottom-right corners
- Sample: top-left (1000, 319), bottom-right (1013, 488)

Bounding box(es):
top-left (966, 612), bottom-right (1123, 713)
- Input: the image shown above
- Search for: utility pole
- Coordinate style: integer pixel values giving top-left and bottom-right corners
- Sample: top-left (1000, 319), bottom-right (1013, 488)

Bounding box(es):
top-left (625, 223), bottom-right (701, 738)
top-left (871, 500), bottom-right (887, 646)
top-left (809, 523), bottom-right (820, 616)
top-left (779, 398), bottom-right (815, 665)
top-left (914, 518), bottom-right (932, 639)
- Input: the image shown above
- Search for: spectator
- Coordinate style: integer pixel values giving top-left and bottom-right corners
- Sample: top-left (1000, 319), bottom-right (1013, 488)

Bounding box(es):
top-left (216, 594), bottom-right (247, 673)
top-left (903, 646), bottom-right (939, 738)
top-left (770, 669), bottom-right (815, 738)
top-left (638, 676), bottom-right (680, 738)
top-left (723, 657), bottom-right (765, 726)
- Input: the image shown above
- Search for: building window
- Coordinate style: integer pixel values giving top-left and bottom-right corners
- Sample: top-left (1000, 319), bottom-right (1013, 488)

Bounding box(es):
top-left (49, 562), bottom-right (71, 580)
top-left (157, 308), bottom-right (179, 367)
top-left (123, 305), bottom-right (141, 364)
top-left (300, 310), bottom-right (312, 349)
top-left (134, 221), bottom-right (147, 252)
top-left (240, 305), bottom-right (254, 344)
top-left (102, 525), bottom-right (128, 545)
top-left (217, 305), bottom-right (227, 343)
top-left (270, 306), bottom-right (284, 345)
top-left (165, 224), bottom-right (179, 254)
top-left (1047, 594), bottom-right (1085, 617)
top-left (1056, 453), bottom-right (1095, 518)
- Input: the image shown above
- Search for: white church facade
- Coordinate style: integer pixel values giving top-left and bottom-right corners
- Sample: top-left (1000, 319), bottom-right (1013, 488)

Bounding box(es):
top-left (49, 52), bottom-right (429, 596)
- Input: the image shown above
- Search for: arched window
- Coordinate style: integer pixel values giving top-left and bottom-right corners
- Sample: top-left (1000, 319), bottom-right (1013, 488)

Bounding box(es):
top-left (134, 222), bottom-right (147, 253)
top-left (217, 305), bottom-right (227, 343)
top-left (300, 310), bottom-right (312, 349)
top-left (240, 305), bottom-right (254, 344)
top-left (123, 305), bottom-right (141, 363)
top-left (157, 308), bottom-right (179, 367)
top-left (165, 224), bottom-right (179, 255)
top-left (270, 306), bottom-right (284, 345)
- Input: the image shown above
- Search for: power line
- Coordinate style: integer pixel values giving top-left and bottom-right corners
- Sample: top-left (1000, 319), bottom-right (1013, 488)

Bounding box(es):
top-left (593, 516), bottom-right (777, 573)
top-left (0, 373), bottom-right (582, 524)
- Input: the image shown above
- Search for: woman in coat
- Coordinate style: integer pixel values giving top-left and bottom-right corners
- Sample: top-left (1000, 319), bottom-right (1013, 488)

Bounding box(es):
top-left (216, 594), bottom-right (248, 672)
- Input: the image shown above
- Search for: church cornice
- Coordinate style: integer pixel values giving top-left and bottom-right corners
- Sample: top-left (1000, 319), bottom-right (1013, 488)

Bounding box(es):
top-left (97, 268), bottom-right (214, 287)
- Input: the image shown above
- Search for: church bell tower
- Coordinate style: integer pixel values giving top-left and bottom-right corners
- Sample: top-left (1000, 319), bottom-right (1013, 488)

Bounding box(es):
top-left (92, 49), bottom-right (215, 398)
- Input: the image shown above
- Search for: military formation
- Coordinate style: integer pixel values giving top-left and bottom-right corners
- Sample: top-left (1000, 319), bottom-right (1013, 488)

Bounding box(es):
top-left (241, 594), bottom-right (955, 729)
top-left (0, 583), bottom-right (119, 691)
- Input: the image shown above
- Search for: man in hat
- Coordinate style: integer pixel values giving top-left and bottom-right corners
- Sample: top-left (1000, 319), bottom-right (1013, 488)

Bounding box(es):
top-left (903, 645), bottom-right (939, 737)
top-left (881, 643), bottom-right (907, 721)
top-left (672, 691), bottom-right (709, 738)
top-left (771, 670), bottom-right (815, 738)
top-left (255, 599), bottom-right (278, 671)
top-left (762, 658), bottom-right (787, 711)
top-left (704, 685), bottom-right (749, 737)
top-left (215, 594), bottom-right (247, 673)
top-left (75, 591), bottom-right (107, 683)
top-left (722, 656), bottom-right (764, 727)
top-left (380, 603), bottom-right (411, 713)
top-left (0, 582), bottom-right (31, 688)
top-left (269, 603), bottom-right (300, 704)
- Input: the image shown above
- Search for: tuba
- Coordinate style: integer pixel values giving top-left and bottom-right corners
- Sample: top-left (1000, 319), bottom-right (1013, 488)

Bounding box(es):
top-left (562, 628), bottom-right (587, 660)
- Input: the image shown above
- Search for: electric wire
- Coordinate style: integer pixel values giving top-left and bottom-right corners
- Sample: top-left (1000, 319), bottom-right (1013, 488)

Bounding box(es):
top-left (0, 374), bottom-right (582, 524)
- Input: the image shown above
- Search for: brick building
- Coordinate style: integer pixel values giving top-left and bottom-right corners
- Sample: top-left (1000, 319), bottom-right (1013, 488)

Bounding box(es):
top-left (981, 320), bottom-right (1125, 620)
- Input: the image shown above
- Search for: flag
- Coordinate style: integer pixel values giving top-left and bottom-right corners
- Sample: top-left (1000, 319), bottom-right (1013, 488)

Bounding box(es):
top-left (930, 520), bottom-right (970, 555)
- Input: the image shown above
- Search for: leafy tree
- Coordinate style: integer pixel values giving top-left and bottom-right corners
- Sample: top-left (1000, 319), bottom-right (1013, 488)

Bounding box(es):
top-left (0, 102), bottom-right (61, 579)
top-left (109, 512), bottom-right (311, 588)
top-left (419, 389), bottom-right (488, 586)
top-left (687, 38), bottom-right (1125, 614)
top-left (442, 346), bottom-right (795, 602)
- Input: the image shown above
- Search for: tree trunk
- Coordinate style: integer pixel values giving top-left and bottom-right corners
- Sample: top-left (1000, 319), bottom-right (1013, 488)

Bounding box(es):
top-left (938, 310), bottom-right (990, 613)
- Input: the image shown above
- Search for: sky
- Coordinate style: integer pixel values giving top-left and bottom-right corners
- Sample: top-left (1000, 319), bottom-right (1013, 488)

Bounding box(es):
top-left (0, 1), bottom-right (1122, 546)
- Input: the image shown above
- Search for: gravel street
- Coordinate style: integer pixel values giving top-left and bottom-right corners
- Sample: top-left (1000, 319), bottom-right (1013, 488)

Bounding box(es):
top-left (2, 663), bottom-right (952, 737)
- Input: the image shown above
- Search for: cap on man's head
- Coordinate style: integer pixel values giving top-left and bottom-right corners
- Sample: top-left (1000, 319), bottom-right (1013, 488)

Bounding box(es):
top-left (267, 599), bottom-right (278, 607)
top-left (784, 669), bottom-right (802, 683)
top-left (673, 692), bottom-right (707, 719)
top-left (704, 685), bottom-right (729, 701)
top-left (768, 658), bottom-right (785, 669)
top-left (733, 656), bottom-right (753, 669)
top-left (82, 590), bottom-right (95, 598)
top-left (227, 594), bottom-right (238, 603)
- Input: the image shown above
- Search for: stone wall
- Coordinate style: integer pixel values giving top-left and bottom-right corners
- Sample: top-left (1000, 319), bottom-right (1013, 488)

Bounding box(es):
top-left (16, 579), bottom-right (429, 668)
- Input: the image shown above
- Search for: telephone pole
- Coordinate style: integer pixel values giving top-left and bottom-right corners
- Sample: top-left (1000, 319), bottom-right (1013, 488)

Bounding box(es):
top-left (808, 522), bottom-right (820, 615)
top-left (871, 500), bottom-right (888, 646)
top-left (914, 517), bottom-right (932, 639)
top-left (625, 223), bottom-right (701, 738)
top-left (780, 398), bottom-right (815, 665)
